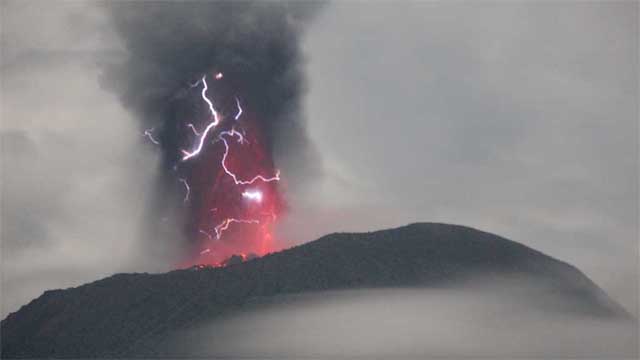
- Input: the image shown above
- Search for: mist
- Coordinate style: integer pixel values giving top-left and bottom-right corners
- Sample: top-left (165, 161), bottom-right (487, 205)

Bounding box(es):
top-left (1, 0), bottom-right (637, 338)
top-left (0, 1), bottom-right (167, 318)
top-left (280, 0), bottom-right (639, 316)
top-left (162, 284), bottom-right (638, 358)
top-left (1, 1), bottom-right (321, 317)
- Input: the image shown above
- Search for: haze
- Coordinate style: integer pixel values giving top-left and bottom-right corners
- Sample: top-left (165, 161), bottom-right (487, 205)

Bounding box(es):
top-left (1, 0), bottom-right (637, 329)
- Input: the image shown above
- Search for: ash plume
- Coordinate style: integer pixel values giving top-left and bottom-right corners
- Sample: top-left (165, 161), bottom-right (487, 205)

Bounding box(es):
top-left (101, 1), bottom-right (323, 263)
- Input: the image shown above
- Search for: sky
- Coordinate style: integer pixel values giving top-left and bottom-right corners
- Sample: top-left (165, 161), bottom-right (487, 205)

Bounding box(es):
top-left (1, 0), bottom-right (638, 319)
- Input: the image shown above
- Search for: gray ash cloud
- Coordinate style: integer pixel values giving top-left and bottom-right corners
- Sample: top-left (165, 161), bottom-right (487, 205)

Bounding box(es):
top-left (102, 0), bottom-right (322, 185)
top-left (100, 1), bottom-right (324, 254)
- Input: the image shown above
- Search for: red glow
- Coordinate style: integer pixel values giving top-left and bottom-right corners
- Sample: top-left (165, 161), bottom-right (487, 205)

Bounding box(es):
top-left (178, 72), bottom-right (286, 267)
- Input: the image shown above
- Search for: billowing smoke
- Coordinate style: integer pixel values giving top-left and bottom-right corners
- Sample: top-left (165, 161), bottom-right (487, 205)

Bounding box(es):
top-left (102, 1), bottom-right (323, 266)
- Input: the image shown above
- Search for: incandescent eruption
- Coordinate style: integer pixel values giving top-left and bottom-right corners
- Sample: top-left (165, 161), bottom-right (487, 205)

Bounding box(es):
top-left (141, 69), bottom-right (285, 267)
top-left (170, 72), bottom-right (285, 266)
top-left (103, 2), bottom-right (323, 266)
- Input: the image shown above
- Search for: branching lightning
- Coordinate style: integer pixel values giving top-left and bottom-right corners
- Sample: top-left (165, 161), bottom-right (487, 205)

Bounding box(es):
top-left (170, 71), bottom-right (283, 266)
top-left (219, 130), bottom-right (280, 185)
top-left (181, 76), bottom-right (221, 161)
top-left (214, 218), bottom-right (260, 240)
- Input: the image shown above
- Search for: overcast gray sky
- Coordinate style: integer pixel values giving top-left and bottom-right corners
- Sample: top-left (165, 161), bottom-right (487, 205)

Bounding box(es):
top-left (281, 1), bottom-right (638, 316)
top-left (1, 1), bottom-right (638, 318)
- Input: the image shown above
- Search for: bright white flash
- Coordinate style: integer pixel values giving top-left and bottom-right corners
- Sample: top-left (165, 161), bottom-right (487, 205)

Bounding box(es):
top-left (242, 190), bottom-right (263, 202)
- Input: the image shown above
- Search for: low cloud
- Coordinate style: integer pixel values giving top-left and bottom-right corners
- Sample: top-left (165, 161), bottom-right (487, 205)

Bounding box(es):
top-left (1, 1), bottom-right (170, 317)
top-left (164, 286), bottom-right (638, 358)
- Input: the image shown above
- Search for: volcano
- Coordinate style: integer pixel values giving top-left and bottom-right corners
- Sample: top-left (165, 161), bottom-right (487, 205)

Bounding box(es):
top-left (1, 223), bottom-right (633, 358)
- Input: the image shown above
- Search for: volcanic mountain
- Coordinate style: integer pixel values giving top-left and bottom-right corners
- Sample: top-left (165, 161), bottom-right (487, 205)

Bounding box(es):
top-left (1, 223), bottom-right (631, 358)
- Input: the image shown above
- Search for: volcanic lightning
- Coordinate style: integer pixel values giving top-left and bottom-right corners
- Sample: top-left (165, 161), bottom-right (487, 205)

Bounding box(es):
top-left (143, 127), bottom-right (160, 145)
top-left (178, 178), bottom-right (190, 203)
top-left (181, 76), bottom-right (221, 161)
top-left (219, 130), bottom-right (281, 185)
top-left (165, 72), bottom-right (286, 267)
top-left (186, 123), bottom-right (201, 136)
top-left (234, 97), bottom-right (243, 120)
top-left (213, 218), bottom-right (260, 240)
top-left (108, 2), bottom-right (318, 271)
top-left (199, 230), bottom-right (213, 241)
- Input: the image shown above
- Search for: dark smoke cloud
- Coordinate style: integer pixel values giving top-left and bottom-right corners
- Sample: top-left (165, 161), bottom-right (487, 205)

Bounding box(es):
top-left (102, 1), bottom-right (324, 256)
top-left (104, 1), bottom-right (322, 172)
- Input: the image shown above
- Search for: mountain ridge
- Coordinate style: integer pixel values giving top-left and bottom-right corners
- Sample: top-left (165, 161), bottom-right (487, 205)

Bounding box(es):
top-left (1, 222), bottom-right (630, 358)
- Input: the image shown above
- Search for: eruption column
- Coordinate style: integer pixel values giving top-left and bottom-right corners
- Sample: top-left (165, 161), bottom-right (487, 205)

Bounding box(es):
top-left (175, 72), bottom-right (285, 265)
top-left (105, 1), bottom-right (318, 269)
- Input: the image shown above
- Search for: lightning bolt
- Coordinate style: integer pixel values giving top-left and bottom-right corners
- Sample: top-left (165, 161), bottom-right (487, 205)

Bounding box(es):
top-left (178, 178), bottom-right (190, 203)
top-left (214, 218), bottom-right (260, 240)
top-left (186, 123), bottom-right (201, 136)
top-left (199, 230), bottom-right (213, 241)
top-left (218, 130), bottom-right (280, 185)
top-left (175, 71), bottom-right (283, 258)
top-left (143, 127), bottom-right (160, 145)
top-left (181, 75), bottom-right (221, 161)
top-left (234, 97), bottom-right (243, 120)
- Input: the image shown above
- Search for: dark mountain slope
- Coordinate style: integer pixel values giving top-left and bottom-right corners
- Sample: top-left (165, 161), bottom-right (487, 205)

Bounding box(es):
top-left (1, 223), bottom-right (629, 358)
